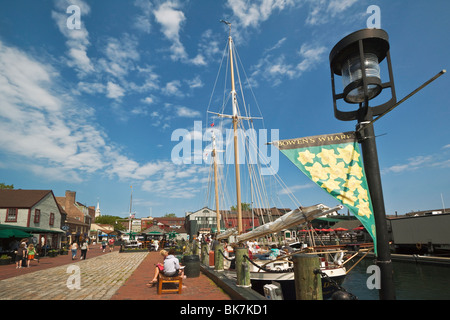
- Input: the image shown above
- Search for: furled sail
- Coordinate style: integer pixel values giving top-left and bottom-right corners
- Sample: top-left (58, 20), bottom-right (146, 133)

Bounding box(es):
top-left (236, 204), bottom-right (342, 243)
top-left (216, 227), bottom-right (238, 241)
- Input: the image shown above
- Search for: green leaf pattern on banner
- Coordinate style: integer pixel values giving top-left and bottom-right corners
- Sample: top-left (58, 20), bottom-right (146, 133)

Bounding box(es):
top-left (278, 138), bottom-right (377, 253)
top-left (296, 143), bottom-right (373, 222)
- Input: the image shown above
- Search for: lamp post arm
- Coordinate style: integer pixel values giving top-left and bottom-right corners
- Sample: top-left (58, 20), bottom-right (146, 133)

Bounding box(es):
top-left (357, 69), bottom-right (446, 133)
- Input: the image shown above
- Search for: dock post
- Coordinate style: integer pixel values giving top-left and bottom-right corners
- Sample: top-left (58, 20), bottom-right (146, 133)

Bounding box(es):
top-left (235, 247), bottom-right (251, 287)
top-left (193, 239), bottom-right (199, 256)
top-left (293, 254), bottom-right (322, 300)
top-left (215, 244), bottom-right (224, 271)
top-left (201, 242), bottom-right (209, 265)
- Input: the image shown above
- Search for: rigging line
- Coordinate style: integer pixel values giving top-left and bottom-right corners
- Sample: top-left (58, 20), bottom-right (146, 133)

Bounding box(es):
top-left (236, 121), bottom-right (272, 226)
top-left (240, 118), bottom-right (303, 209)
top-left (205, 160), bottom-right (215, 208)
top-left (254, 137), bottom-right (303, 208)
top-left (206, 40), bottom-right (229, 116)
top-left (233, 45), bottom-right (266, 129)
top-left (233, 45), bottom-right (250, 120)
top-left (237, 120), bottom-right (275, 225)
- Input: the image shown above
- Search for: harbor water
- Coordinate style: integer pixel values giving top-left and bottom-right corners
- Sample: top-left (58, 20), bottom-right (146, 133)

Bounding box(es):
top-left (340, 258), bottom-right (450, 300)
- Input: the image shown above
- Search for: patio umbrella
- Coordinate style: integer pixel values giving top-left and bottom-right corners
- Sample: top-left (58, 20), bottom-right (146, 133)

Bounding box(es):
top-left (0, 228), bottom-right (32, 239)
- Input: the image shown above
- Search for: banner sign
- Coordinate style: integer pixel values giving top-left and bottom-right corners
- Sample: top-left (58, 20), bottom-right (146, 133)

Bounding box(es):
top-left (273, 132), bottom-right (376, 252)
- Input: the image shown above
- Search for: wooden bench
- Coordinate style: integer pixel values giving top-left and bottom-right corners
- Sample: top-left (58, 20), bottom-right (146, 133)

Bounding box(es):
top-left (157, 274), bottom-right (183, 295)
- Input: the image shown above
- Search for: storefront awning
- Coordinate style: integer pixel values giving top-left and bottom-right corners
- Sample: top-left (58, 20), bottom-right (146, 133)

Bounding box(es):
top-left (0, 224), bottom-right (64, 234)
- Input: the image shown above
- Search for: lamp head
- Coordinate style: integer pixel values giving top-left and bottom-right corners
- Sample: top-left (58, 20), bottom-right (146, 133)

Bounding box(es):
top-left (329, 29), bottom-right (396, 121)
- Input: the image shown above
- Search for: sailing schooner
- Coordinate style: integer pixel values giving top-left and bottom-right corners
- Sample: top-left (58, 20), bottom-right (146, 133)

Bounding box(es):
top-left (201, 21), bottom-right (369, 299)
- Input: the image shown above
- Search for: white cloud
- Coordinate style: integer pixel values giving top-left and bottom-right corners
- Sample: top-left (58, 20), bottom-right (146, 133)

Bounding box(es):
top-left (250, 42), bottom-right (326, 86)
top-left (305, 0), bottom-right (358, 26)
top-left (153, 1), bottom-right (214, 65)
top-left (296, 43), bottom-right (326, 72)
top-left (162, 80), bottom-right (183, 96)
top-left (186, 75), bottom-right (204, 89)
top-left (141, 164), bottom-right (209, 199)
top-left (133, 0), bottom-right (153, 33)
top-left (51, 0), bottom-right (94, 76)
top-left (226, 0), bottom-right (296, 29)
top-left (153, 1), bottom-right (187, 61)
top-left (176, 106), bottom-right (201, 118)
top-left (383, 155), bottom-right (434, 174)
top-left (99, 34), bottom-right (140, 80)
top-left (0, 40), bottom-right (107, 179)
top-left (0, 40), bottom-right (182, 186)
top-left (142, 96), bottom-right (156, 104)
top-left (278, 183), bottom-right (314, 195)
top-left (106, 81), bottom-right (125, 99)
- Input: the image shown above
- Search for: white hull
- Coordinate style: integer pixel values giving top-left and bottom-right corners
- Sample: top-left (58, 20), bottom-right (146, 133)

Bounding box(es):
top-left (223, 266), bottom-right (346, 282)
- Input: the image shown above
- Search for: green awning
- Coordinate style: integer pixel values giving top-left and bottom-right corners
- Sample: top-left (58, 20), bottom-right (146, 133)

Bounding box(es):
top-left (0, 228), bottom-right (32, 239)
top-left (146, 231), bottom-right (163, 235)
top-left (0, 224), bottom-right (64, 234)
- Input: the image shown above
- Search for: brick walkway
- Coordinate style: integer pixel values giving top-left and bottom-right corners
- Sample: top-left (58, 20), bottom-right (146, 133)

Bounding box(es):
top-left (0, 247), bottom-right (231, 300)
top-left (111, 251), bottom-right (231, 300)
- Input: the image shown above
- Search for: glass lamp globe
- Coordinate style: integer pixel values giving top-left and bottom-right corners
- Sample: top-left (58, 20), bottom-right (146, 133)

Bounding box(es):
top-left (341, 53), bottom-right (382, 103)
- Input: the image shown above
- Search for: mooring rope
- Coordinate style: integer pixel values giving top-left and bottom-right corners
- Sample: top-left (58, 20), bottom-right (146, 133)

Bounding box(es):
top-left (218, 249), bottom-right (235, 262)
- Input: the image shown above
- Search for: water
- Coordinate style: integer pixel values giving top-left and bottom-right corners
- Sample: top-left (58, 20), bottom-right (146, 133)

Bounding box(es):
top-left (341, 258), bottom-right (450, 300)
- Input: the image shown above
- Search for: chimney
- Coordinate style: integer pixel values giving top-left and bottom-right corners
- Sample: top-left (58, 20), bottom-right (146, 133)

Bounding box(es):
top-left (65, 190), bottom-right (76, 209)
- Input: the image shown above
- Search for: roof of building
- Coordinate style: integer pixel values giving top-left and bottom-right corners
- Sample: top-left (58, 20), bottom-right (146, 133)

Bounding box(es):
top-left (0, 189), bottom-right (54, 208)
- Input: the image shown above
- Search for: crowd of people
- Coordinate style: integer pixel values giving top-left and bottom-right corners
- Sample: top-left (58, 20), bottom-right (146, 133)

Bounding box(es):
top-left (69, 236), bottom-right (117, 260)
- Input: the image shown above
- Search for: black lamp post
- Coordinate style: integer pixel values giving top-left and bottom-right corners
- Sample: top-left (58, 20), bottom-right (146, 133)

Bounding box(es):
top-left (329, 28), bottom-right (396, 300)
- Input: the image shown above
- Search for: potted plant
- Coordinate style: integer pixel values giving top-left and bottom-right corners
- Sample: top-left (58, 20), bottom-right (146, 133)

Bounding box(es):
top-left (60, 248), bottom-right (69, 255)
top-left (0, 254), bottom-right (11, 265)
top-left (48, 249), bottom-right (58, 257)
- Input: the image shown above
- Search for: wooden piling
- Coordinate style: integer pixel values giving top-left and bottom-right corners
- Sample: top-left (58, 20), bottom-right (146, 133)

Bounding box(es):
top-left (201, 243), bottom-right (209, 265)
top-left (293, 254), bottom-right (322, 300)
top-left (235, 247), bottom-right (251, 287)
top-left (193, 240), bottom-right (199, 255)
top-left (215, 244), bottom-right (224, 271)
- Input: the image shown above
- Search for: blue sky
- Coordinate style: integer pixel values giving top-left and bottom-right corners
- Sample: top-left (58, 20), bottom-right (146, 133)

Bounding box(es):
top-left (0, 0), bottom-right (449, 219)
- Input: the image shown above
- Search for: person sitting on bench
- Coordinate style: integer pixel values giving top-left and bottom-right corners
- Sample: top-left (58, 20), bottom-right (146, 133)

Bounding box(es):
top-left (147, 249), bottom-right (185, 287)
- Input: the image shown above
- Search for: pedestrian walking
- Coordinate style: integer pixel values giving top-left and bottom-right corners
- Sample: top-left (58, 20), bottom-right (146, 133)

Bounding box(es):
top-left (70, 241), bottom-right (78, 260)
top-left (101, 238), bottom-right (107, 252)
top-left (15, 243), bottom-right (27, 269)
top-left (26, 244), bottom-right (39, 267)
top-left (108, 237), bottom-right (115, 252)
top-left (80, 239), bottom-right (89, 260)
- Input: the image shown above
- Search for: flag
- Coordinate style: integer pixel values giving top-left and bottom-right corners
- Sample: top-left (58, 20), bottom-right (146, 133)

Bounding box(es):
top-left (273, 131), bottom-right (377, 253)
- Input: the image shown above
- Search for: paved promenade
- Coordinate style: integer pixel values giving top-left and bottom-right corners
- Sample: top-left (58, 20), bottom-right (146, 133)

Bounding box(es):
top-left (0, 247), bottom-right (231, 300)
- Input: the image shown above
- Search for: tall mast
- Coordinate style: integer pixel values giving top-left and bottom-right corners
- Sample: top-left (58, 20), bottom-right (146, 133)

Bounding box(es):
top-left (225, 21), bottom-right (243, 235)
top-left (128, 185), bottom-right (133, 233)
top-left (212, 132), bottom-right (221, 234)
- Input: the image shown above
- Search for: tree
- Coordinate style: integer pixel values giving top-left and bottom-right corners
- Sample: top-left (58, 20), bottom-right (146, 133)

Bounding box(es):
top-left (231, 202), bottom-right (251, 211)
top-left (0, 183), bottom-right (14, 189)
top-left (94, 215), bottom-right (127, 231)
top-left (164, 213), bottom-right (177, 217)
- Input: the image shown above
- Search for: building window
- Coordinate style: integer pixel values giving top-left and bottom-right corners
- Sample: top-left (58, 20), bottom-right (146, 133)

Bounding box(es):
top-left (49, 212), bottom-right (55, 226)
top-left (34, 209), bottom-right (41, 223)
top-left (6, 208), bottom-right (17, 222)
